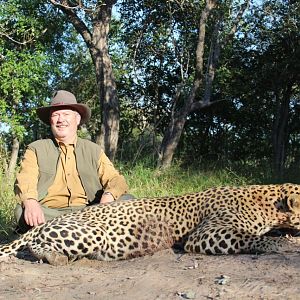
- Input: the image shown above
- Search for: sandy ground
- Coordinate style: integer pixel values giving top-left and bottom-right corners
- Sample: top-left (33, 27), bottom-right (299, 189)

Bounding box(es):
top-left (0, 248), bottom-right (299, 300)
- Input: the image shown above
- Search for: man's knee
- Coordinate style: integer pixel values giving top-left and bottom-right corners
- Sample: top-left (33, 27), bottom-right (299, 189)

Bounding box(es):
top-left (14, 204), bottom-right (23, 223)
top-left (14, 204), bottom-right (32, 234)
top-left (118, 193), bottom-right (136, 201)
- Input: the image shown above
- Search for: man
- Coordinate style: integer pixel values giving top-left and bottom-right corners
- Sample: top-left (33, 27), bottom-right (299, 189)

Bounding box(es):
top-left (14, 90), bottom-right (132, 233)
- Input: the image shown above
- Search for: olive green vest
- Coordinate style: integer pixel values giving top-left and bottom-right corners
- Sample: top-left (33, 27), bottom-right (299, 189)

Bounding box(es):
top-left (28, 137), bottom-right (103, 202)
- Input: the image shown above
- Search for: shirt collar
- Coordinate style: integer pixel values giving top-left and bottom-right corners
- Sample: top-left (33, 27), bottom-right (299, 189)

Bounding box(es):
top-left (55, 135), bottom-right (78, 147)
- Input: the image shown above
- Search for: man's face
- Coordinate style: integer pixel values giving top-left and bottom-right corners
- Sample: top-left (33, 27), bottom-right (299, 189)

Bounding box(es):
top-left (50, 108), bottom-right (81, 143)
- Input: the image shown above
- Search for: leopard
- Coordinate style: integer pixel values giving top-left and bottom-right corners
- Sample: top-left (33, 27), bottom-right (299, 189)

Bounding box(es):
top-left (0, 183), bottom-right (300, 266)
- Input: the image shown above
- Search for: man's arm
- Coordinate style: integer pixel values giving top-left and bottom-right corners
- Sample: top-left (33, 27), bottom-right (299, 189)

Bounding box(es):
top-left (15, 149), bottom-right (45, 226)
top-left (98, 152), bottom-right (129, 204)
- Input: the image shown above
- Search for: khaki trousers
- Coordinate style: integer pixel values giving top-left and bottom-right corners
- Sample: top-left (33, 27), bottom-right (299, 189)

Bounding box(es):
top-left (14, 204), bottom-right (86, 234)
top-left (14, 193), bottom-right (135, 234)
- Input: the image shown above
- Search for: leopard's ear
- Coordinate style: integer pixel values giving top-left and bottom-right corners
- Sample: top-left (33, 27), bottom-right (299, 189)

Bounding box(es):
top-left (287, 195), bottom-right (300, 214)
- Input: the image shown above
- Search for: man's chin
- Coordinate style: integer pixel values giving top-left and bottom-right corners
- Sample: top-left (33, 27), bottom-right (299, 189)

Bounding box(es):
top-left (54, 133), bottom-right (67, 140)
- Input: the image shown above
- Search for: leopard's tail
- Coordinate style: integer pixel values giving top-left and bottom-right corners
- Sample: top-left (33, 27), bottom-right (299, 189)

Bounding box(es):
top-left (0, 226), bottom-right (42, 257)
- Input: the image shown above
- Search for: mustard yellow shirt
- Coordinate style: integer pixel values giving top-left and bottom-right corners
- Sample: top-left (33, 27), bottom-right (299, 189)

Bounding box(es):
top-left (15, 140), bottom-right (128, 208)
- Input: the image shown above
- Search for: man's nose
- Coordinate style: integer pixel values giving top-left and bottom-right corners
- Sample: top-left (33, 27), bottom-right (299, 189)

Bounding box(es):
top-left (57, 115), bottom-right (65, 121)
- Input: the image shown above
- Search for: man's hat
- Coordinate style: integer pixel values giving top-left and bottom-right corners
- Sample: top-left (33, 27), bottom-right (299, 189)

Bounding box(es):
top-left (37, 90), bottom-right (91, 125)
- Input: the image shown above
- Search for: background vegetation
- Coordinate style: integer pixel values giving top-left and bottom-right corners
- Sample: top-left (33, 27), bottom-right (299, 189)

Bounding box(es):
top-left (0, 0), bottom-right (299, 236)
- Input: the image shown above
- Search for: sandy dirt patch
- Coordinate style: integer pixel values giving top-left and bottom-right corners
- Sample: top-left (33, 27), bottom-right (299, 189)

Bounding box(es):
top-left (0, 249), bottom-right (299, 300)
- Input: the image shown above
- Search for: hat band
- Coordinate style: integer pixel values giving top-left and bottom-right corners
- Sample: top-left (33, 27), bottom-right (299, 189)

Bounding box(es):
top-left (53, 102), bottom-right (69, 106)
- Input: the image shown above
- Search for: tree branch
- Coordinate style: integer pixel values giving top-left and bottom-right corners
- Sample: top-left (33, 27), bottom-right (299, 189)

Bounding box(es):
top-left (48, 0), bottom-right (80, 9)
top-left (191, 98), bottom-right (224, 112)
top-left (0, 28), bottom-right (47, 46)
top-left (48, 0), bottom-right (93, 47)
top-left (224, 0), bottom-right (250, 45)
top-left (192, 0), bottom-right (250, 110)
top-left (0, 31), bottom-right (34, 45)
top-left (195, 0), bottom-right (217, 79)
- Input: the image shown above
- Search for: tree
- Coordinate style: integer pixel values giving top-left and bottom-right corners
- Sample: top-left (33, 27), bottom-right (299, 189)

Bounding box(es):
top-left (49, 0), bottom-right (119, 160)
top-left (229, 0), bottom-right (300, 179)
top-left (158, 0), bottom-right (251, 169)
top-left (0, 0), bottom-right (61, 177)
top-left (118, 0), bottom-right (250, 168)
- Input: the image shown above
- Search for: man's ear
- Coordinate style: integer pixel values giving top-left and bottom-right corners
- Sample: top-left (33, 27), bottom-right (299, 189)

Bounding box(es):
top-left (76, 112), bottom-right (81, 125)
top-left (287, 195), bottom-right (300, 214)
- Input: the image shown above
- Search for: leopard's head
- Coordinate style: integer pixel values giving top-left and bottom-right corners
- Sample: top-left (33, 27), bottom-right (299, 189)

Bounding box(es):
top-left (287, 194), bottom-right (300, 215)
top-left (286, 194), bottom-right (300, 230)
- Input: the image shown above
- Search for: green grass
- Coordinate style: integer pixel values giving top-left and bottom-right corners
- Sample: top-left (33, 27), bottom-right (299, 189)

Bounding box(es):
top-left (0, 162), bottom-right (254, 239)
top-left (121, 162), bottom-right (252, 197)
top-left (0, 172), bottom-right (17, 239)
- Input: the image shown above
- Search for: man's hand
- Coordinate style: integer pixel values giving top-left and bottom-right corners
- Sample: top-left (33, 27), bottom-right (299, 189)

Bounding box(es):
top-left (23, 198), bottom-right (45, 227)
top-left (100, 192), bottom-right (115, 204)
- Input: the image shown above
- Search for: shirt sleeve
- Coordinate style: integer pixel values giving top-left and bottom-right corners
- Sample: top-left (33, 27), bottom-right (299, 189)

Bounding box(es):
top-left (14, 148), bottom-right (39, 203)
top-left (98, 151), bottom-right (129, 200)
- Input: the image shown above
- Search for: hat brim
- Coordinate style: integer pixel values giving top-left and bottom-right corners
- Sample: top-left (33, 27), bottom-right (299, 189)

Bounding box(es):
top-left (37, 103), bottom-right (91, 125)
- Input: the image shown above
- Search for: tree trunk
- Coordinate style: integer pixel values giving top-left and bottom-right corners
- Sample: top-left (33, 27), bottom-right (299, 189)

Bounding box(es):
top-left (7, 137), bottom-right (19, 178)
top-left (158, 91), bottom-right (190, 169)
top-left (157, 0), bottom-right (216, 169)
top-left (272, 86), bottom-right (292, 180)
top-left (91, 3), bottom-right (119, 160)
top-left (50, 0), bottom-right (119, 160)
top-left (203, 21), bottom-right (221, 103)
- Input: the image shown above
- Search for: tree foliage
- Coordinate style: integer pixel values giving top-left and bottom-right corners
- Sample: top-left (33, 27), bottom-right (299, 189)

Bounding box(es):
top-left (0, 0), bottom-right (299, 181)
top-left (117, 0), bottom-right (250, 168)
top-left (0, 0), bottom-right (74, 175)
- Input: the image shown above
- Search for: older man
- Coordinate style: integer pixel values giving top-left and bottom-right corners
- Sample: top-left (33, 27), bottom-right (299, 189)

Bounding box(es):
top-left (14, 90), bottom-right (132, 233)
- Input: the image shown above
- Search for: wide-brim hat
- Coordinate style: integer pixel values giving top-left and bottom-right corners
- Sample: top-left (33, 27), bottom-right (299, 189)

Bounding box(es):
top-left (37, 90), bottom-right (91, 125)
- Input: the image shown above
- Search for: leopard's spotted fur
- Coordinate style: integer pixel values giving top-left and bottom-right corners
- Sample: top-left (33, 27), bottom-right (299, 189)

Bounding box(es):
top-left (0, 183), bottom-right (300, 265)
